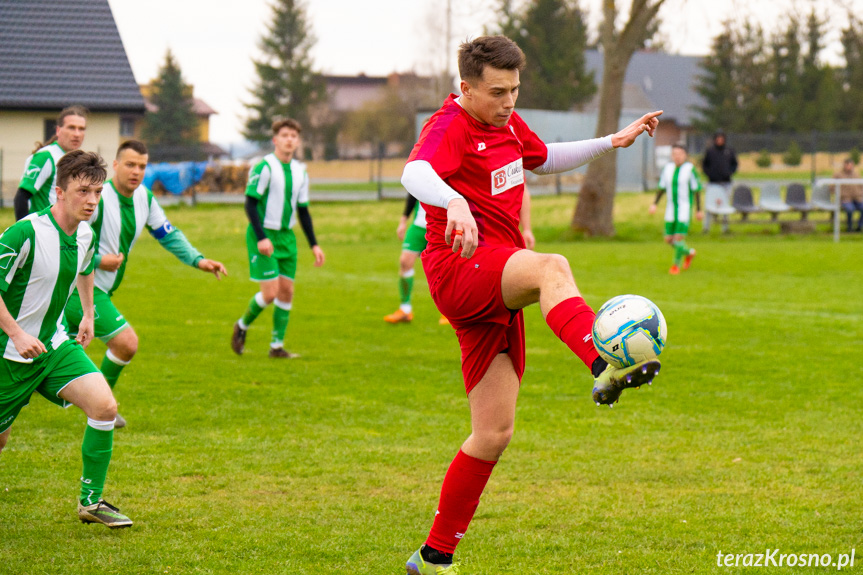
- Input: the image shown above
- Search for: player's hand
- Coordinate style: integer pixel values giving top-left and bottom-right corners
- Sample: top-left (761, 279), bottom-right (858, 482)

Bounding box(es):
top-left (611, 111), bottom-right (663, 148)
top-left (696, 210), bottom-right (704, 221)
top-left (446, 198), bottom-right (478, 259)
top-left (198, 258), bottom-right (227, 280)
top-left (311, 245), bottom-right (325, 267)
top-left (75, 317), bottom-right (94, 349)
top-left (257, 238), bottom-right (274, 257)
top-left (396, 218), bottom-right (408, 241)
top-left (11, 331), bottom-right (46, 359)
top-left (648, 203), bottom-right (657, 215)
top-left (522, 229), bottom-right (536, 250)
top-left (99, 253), bottom-right (124, 272)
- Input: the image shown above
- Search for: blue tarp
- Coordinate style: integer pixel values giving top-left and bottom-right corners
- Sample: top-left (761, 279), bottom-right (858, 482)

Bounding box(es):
top-left (143, 162), bottom-right (210, 195)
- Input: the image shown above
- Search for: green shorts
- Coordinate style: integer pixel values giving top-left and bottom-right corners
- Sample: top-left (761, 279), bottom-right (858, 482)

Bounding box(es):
top-left (246, 226), bottom-right (298, 282)
top-left (64, 288), bottom-right (129, 342)
top-left (0, 339), bottom-right (100, 433)
top-left (402, 224), bottom-right (427, 253)
top-left (665, 221), bottom-right (690, 236)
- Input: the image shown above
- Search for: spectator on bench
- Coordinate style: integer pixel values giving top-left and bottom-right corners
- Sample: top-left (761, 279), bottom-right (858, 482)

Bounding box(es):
top-left (833, 158), bottom-right (863, 232)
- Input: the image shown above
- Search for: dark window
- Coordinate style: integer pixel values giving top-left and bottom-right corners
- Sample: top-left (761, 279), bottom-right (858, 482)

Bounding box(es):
top-left (44, 119), bottom-right (57, 142)
top-left (120, 117), bottom-right (136, 138)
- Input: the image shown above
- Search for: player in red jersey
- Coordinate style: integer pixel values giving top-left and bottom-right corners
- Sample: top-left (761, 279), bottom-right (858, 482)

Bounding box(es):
top-left (401, 36), bottom-right (663, 574)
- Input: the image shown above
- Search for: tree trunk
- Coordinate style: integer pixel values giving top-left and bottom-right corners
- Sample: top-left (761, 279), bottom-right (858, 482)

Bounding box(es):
top-left (571, 0), bottom-right (665, 236)
top-left (572, 52), bottom-right (627, 236)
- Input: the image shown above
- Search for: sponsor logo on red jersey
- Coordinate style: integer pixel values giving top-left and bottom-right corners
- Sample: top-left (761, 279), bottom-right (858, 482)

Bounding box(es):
top-left (490, 158), bottom-right (524, 195)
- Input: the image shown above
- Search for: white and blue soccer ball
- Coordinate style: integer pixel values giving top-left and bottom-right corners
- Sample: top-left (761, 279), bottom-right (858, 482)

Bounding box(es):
top-left (592, 295), bottom-right (667, 368)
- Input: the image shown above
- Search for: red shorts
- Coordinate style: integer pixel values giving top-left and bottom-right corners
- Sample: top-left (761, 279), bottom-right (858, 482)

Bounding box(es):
top-left (422, 245), bottom-right (525, 395)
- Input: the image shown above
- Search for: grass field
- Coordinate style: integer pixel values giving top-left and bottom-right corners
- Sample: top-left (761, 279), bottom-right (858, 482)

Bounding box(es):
top-left (1, 195), bottom-right (861, 574)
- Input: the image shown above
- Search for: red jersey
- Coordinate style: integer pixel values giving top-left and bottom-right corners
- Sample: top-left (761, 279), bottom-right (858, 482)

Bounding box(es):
top-left (407, 94), bottom-right (548, 252)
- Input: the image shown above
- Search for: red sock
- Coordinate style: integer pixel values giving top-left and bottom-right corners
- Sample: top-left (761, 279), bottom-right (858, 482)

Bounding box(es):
top-left (425, 450), bottom-right (496, 554)
top-left (545, 296), bottom-right (600, 370)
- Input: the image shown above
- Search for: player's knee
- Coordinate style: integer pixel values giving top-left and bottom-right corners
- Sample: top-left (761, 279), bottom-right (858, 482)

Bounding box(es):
top-left (399, 252), bottom-right (415, 271)
top-left (121, 333), bottom-right (138, 358)
top-left (543, 253), bottom-right (573, 281)
top-left (92, 395), bottom-right (118, 422)
top-left (479, 425), bottom-right (514, 456)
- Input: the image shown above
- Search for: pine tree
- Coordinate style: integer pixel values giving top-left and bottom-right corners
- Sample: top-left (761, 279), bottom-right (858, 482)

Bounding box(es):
top-left (692, 24), bottom-right (737, 132)
top-left (841, 15), bottom-right (863, 130)
top-left (141, 50), bottom-right (200, 158)
top-left (496, 0), bottom-right (595, 110)
top-left (244, 0), bottom-right (325, 144)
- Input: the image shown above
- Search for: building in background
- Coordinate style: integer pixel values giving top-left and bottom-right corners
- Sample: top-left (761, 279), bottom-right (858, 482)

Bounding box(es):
top-left (0, 0), bottom-right (146, 203)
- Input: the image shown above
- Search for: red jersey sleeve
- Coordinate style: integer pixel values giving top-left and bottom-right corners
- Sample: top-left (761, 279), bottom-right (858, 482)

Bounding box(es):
top-left (407, 99), bottom-right (466, 180)
top-left (510, 112), bottom-right (548, 171)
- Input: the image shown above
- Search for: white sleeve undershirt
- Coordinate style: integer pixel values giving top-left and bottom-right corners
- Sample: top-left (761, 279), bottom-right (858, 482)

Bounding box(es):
top-left (401, 160), bottom-right (464, 209)
top-left (531, 135), bottom-right (615, 175)
top-left (401, 135), bottom-right (616, 208)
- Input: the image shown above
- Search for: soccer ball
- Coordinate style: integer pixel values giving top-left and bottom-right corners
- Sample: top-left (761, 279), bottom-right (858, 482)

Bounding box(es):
top-left (592, 295), bottom-right (667, 368)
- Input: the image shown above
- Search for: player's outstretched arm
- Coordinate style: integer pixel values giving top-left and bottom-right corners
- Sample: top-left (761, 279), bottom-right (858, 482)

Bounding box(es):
top-left (74, 272), bottom-right (95, 348)
top-left (0, 295), bottom-right (46, 359)
top-left (611, 111), bottom-right (663, 149)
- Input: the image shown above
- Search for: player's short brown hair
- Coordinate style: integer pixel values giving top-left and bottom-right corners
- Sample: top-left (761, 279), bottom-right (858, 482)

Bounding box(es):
top-left (271, 118), bottom-right (302, 135)
top-left (116, 139), bottom-right (149, 158)
top-left (458, 35), bottom-right (526, 83)
top-left (56, 150), bottom-right (107, 190)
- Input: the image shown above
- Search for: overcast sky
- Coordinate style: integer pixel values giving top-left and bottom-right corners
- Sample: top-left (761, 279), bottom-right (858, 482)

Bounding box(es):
top-left (107, 0), bottom-right (861, 145)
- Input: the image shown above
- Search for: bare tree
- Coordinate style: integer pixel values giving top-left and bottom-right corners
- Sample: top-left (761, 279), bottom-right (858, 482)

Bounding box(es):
top-left (571, 0), bottom-right (666, 236)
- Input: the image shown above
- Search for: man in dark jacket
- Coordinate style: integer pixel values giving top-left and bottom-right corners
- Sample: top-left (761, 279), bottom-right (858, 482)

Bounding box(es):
top-left (701, 130), bottom-right (738, 231)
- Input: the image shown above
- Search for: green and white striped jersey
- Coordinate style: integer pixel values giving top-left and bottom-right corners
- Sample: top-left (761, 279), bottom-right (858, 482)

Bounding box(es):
top-left (88, 180), bottom-right (174, 296)
top-left (412, 202), bottom-right (428, 230)
top-left (245, 154), bottom-right (310, 231)
top-left (18, 142), bottom-right (67, 214)
top-left (658, 161), bottom-right (702, 224)
top-left (0, 208), bottom-right (95, 362)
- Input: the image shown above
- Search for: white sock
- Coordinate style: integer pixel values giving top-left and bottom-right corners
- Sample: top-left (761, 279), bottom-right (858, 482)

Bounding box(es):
top-left (400, 269), bottom-right (415, 278)
top-left (400, 303), bottom-right (413, 314)
top-left (105, 349), bottom-right (130, 366)
top-left (87, 417), bottom-right (115, 431)
top-left (274, 298), bottom-right (292, 311)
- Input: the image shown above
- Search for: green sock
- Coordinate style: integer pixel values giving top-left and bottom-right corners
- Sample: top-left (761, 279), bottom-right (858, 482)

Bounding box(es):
top-left (271, 299), bottom-right (291, 347)
top-left (100, 352), bottom-right (128, 390)
top-left (399, 274), bottom-right (414, 305)
top-left (672, 241), bottom-right (689, 266)
top-left (241, 292), bottom-right (267, 327)
top-left (80, 422), bottom-right (114, 505)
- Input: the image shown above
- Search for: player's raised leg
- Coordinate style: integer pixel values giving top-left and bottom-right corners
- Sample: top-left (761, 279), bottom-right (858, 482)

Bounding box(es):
top-left (407, 354), bottom-right (518, 574)
top-left (501, 249), bottom-right (660, 405)
top-left (57, 370), bottom-right (132, 528)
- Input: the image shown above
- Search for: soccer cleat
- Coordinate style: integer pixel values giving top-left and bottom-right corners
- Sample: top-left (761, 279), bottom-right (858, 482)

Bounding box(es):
top-left (269, 347), bottom-right (300, 359)
top-left (592, 359), bottom-right (661, 406)
top-left (114, 413), bottom-right (127, 429)
top-left (78, 499), bottom-right (133, 529)
top-left (231, 322), bottom-right (247, 355)
top-left (384, 309), bottom-right (414, 324)
top-left (438, 315), bottom-right (450, 326)
top-left (683, 249), bottom-right (696, 270)
top-left (406, 548), bottom-right (460, 575)
top-left (669, 265), bottom-right (680, 275)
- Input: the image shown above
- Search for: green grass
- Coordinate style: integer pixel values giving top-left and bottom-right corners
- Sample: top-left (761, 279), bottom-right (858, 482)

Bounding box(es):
top-left (1, 196), bottom-right (861, 574)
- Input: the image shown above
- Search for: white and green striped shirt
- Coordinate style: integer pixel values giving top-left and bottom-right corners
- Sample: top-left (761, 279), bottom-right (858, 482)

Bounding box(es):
top-left (413, 202), bottom-right (427, 230)
top-left (0, 208), bottom-right (95, 362)
top-left (18, 142), bottom-right (66, 214)
top-left (89, 180), bottom-right (172, 296)
top-left (658, 161), bottom-right (702, 224)
top-left (245, 154), bottom-right (310, 231)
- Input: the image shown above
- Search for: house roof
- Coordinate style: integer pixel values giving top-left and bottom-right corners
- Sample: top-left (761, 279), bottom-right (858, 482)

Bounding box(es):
top-left (584, 50), bottom-right (706, 127)
top-left (0, 0), bottom-right (145, 112)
